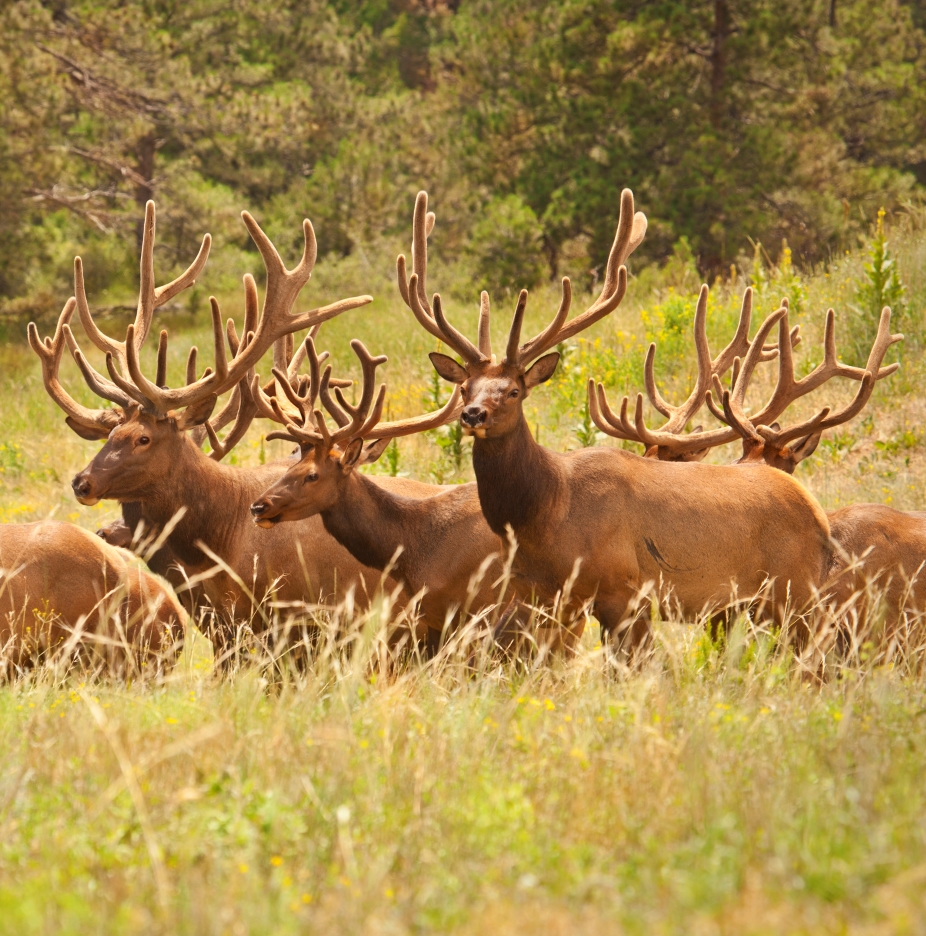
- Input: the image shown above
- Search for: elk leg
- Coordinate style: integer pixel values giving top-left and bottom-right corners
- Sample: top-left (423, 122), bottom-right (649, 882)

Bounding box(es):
top-left (596, 591), bottom-right (651, 662)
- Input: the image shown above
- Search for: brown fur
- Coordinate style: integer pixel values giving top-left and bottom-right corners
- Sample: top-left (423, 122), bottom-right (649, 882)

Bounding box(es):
top-left (826, 505), bottom-right (926, 633)
top-left (71, 411), bottom-right (435, 626)
top-left (0, 521), bottom-right (184, 667)
top-left (438, 358), bottom-right (833, 649)
top-left (250, 444), bottom-right (505, 644)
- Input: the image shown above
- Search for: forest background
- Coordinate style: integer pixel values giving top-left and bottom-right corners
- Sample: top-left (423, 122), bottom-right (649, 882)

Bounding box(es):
top-left (2, 0), bottom-right (926, 325)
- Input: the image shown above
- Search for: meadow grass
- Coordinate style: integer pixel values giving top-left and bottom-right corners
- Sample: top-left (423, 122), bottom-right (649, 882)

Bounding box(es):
top-left (0, 220), bottom-right (925, 933)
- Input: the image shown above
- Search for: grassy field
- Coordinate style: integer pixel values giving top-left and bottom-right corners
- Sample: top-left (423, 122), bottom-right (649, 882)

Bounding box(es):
top-left (1, 217), bottom-right (926, 933)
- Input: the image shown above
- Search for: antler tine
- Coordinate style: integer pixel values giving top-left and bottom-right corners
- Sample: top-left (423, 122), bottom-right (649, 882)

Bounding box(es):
top-left (205, 376), bottom-right (260, 462)
top-left (504, 290), bottom-right (529, 365)
top-left (329, 340), bottom-right (389, 443)
top-left (28, 299), bottom-right (123, 434)
top-left (513, 277), bottom-right (572, 366)
top-left (318, 366), bottom-right (353, 428)
top-left (518, 188), bottom-right (646, 365)
top-left (477, 291), bottom-right (492, 358)
top-left (155, 330), bottom-right (168, 388)
top-left (264, 395), bottom-right (326, 447)
top-left (588, 380), bottom-right (641, 442)
top-left (209, 212), bottom-right (370, 396)
top-left (397, 192), bottom-right (446, 343)
top-left (135, 201), bottom-right (211, 353)
top-left (73, 204), bottom-right (211, 371)
top-left (61, 322), bottom-right (135, 407)
top-left (360, 385), bottom-right (464, 444)
top-left (123, 297), bottom-right (227, 415)
top-left (403, 272), bottom-right (446, 343)
top-left (749, 305), bottom-right (900, 430)
top-left (723, 306), bottom-right (790, 428)
top-left (431, 293), bottom-right (485, 365)
top-left (412, 190), bottom-right (430, 312)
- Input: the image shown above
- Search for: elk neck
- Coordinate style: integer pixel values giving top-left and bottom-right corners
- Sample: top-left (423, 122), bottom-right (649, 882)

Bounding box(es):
top-left (319, 472), bottom-right (421, 578)
top-left (135, 436), bottom-right (254, 567)
top-left (471, 413), bottom-right (562, 536)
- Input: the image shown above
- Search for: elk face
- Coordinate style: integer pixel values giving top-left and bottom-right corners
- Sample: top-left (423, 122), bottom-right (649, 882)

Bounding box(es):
top-left (250, 445), bottom-right (338, 527)
top-left (71, 402), bottom-right (213, 505)
top-left (735, 428), bottom-right (821, 475)
top-left (251, 438), bottom-right (385, 527)
top-left (429, 353), bottom-right (560, 439)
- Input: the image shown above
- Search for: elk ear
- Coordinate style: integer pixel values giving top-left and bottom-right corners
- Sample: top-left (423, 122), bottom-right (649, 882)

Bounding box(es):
top-left (786, 431), bottom-right (822, 466)
top-left (429, 352), bottom-right (468, 384)
top-left (175, 394), bottom-right (218, 430)
top-left (357, 438), bottom-right (391, 466)
top-left (339, 438), bottom-right (365, 471)
top-left (64, 417), bottom-right (112, 441)
top-left (523, 352), bottom-right (560, 390)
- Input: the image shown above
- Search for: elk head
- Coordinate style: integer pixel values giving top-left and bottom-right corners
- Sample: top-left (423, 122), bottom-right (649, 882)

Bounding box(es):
top-left (704, 305), bottom-right (903, 473)
top-left (30, 200), bottom-right (372, 505)
top-left (397, 189), bottom-right (646, 439)
top-left (249, 337), bottom-right (461, 526)
top-left (589, 294), bottom-right (902, 472)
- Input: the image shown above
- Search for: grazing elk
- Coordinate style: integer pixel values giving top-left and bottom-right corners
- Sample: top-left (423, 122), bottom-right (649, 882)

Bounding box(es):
top-left (403, 189), bottom-right (834, 651)
top-left (0, 521), bottom-right (184, 669)
top-left (29, 201), bottom-right (433, 626)
top-left (248, 336), bottom-right (513, 649)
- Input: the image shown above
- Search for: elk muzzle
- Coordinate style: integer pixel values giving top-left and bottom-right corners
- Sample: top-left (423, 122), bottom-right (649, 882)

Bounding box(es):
top-left (249, 497), bottom-right (283, 528)
top-left (461, 405), bottom-right (487, 435)
top-left (72, 472), bottom-right (101, 506)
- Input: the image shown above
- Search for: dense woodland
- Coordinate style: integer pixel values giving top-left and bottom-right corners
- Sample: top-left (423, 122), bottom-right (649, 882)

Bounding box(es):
top-left (1, 0), bottom-right (925, 319)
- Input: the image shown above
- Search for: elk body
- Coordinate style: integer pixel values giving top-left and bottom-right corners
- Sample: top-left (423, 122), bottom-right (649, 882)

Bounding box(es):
top-left (249, 337), bottom-right (506, 646)
top-left (404, 190), bottom-right (834, 649)
top-left (593, 291), bottom-right (919, 637)
top-left (0, 521), bottom-right (184, 667)
top-left (30, 201), bottom-right (430, 626)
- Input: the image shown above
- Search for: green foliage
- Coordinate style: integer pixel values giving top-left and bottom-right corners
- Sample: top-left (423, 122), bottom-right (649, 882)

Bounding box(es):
top-left (466, 194), bottom-right (547, 296)
top-left (1, 0), bottom-right (925, 315)
top-left (383, 438), bottom-right (401, 477)
top-left (749, 239), bottom-right (808, 315)
top-left (853, 208), bottom-right (907, 360)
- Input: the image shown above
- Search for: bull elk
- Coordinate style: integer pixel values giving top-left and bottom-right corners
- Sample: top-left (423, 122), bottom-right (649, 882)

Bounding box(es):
top-left (29, 202), bottom-right (433, 626)
top-left (0, 521), bottom-right (184, 669)
top-left (615, 299), bottom-right (920, 637)
top-left (248, 336), bottom-right (510, 648)
top-left (404, 188), bottom-right (834, 650)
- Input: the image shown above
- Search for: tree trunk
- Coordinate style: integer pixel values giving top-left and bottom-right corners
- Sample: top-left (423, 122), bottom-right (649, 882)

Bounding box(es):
top-left (710, 0), bottom-right (730, 128)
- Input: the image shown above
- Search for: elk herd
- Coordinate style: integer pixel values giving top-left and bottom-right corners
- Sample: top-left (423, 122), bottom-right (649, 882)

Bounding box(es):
top-left (3, 186), bottom-right (925, 671)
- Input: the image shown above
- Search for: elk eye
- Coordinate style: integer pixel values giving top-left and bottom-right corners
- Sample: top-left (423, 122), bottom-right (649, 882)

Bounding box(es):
top-left (137, 436), bottom-right (150, 445)
top-left (304, 473), bottom-right (318, 484)
top-left (508, 388), bottom-right (519, 399)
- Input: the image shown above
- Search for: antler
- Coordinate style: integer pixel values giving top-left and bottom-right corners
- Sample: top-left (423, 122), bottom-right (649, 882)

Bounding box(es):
top-left (27, 298), bottom-right (124, 436)
top-left (263, 339), bottom-right (387, 451)
top-left (510, 188), bottom-right (647, 366)
top-left (397, 188), bottom-right (647, 370)
top-left (708, 304), bottom-right (902, 452)
top-left (262, 338), bottom-right (463, 457)
top-left (37, 201), bottom-right (372, 428)
top-left (589, 291), bottom-right (795, 458)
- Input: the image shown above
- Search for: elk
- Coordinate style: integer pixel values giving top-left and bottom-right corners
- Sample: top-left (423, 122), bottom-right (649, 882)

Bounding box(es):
top-left (248, 336), bottom-right (514, 649)
top-left (29, 202), bottom-right (433, 627)
top-left (404, 188), bottom-right (834, 650)
top-left (620, 300), bottom-right (921, 636)
top-left (0, 521), bottom-right (184, 669)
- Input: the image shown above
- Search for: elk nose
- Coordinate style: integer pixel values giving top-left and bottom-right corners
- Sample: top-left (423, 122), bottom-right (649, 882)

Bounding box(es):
top-left (461, 405), bottom-right (487, 428)
top-left (250, 500), bottom-right (269, 517)
top-left (72, 475), bottom-right (92, 498)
